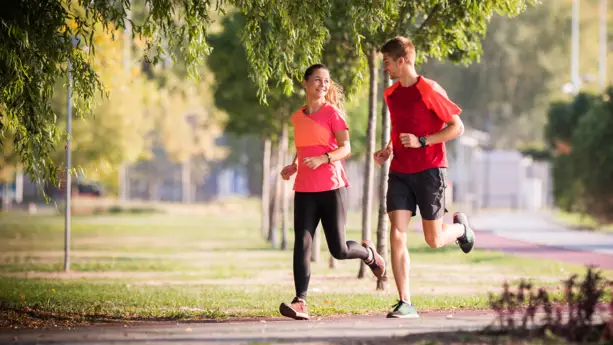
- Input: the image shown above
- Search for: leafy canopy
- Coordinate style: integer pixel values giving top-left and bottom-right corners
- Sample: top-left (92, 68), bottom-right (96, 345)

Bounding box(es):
top-left (1, 0), bottom-right (535, 186)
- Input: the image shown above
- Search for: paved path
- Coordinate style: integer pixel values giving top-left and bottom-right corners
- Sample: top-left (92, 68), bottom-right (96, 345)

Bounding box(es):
top-left (1, 311), bottom-right (498, 345)
top-left (470, 210), bottom-right (613, 270)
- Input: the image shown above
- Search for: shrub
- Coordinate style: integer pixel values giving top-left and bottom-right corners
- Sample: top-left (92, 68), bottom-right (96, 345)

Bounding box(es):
top-left (487, 266), bottom-right (612, 343)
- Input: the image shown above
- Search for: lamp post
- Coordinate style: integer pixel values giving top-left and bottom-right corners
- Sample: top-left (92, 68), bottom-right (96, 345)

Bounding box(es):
top-left (599, 0), bottom-right (608, 91)
top-left (64, 36), bottom-right (79, 273)
top-left (570, 0), bottom-right (581, 95)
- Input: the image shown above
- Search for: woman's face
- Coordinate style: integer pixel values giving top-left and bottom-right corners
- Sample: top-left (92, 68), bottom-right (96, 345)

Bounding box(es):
top-left (304, 68), bottom-right (330, 100)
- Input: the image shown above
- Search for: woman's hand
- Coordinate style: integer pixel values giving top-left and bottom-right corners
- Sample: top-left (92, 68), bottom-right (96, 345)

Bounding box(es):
top-left (303, 155), bottom-right (328, 170)
top-left (280, 163), bottom-right (298, 180)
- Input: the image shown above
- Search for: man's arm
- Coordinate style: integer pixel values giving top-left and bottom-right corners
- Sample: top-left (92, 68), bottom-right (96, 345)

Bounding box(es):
top-left (424, 114), bottom-right (464, 146)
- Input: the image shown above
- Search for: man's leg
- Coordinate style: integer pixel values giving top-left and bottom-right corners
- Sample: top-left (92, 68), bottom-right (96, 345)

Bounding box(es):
top-left (386, 172), bottom-right (419, 319)
top-left (389, 210), bottom-right (412, 303)
top-left (415, 168), bottom-right (475, 252)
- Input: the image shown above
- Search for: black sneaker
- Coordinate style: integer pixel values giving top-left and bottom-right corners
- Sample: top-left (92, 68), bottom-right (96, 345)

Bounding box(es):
top-left (386, 300), bottom-right (420, 319)
top-left (454, 212), bottom-right (475, 254)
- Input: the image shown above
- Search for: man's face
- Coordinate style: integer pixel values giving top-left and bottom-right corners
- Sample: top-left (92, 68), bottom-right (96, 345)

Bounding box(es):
top-left (382, 53), bottom-right (401, 80)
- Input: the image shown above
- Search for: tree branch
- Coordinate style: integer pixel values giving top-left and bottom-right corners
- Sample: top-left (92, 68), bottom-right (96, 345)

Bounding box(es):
top-left (394, 1), bottom-right (411, 34)
top-left (412, 3), bottom-right (441, 38)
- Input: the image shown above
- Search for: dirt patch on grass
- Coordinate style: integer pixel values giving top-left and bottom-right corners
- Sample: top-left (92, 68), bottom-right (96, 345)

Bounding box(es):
top-left (74, 236), bottom-right (179, 248)
top-left (0, 271), bottom-right (183, 280)
top-left (0, 260), bottom-right (568, 300)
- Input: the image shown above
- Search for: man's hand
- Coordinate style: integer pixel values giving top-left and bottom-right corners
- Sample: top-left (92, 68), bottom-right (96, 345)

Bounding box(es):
top-left (400, 133), bottom-right (421, 148)
top-left (303, 155), bottom-right (328, 170)
top-left (373, 147), bottom-right (392, 166)
top-left (280, 163), bottom-right (298, 180)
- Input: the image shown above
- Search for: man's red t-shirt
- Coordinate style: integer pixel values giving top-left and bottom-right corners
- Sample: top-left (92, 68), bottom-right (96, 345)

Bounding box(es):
top-left (384, 76), bottom-right (462, 174)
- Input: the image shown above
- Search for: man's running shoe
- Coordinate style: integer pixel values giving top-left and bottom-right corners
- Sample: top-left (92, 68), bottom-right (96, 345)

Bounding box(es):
top-left (387, 300), bottom-right (420, 318)
top-left (454, 212), bottom-right (475, 254)
top-left (279, 297), bottom-right (309, 320)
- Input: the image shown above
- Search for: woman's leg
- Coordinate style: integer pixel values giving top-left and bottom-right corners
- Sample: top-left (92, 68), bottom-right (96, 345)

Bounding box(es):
top-left (292, 191), bottom-right (319, 300)
top-left (319, 187), bottom-right (369, 260)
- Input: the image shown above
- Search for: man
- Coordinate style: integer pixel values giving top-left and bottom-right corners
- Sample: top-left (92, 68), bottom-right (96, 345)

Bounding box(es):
top-left (374, 36), bottom-right (476, 319)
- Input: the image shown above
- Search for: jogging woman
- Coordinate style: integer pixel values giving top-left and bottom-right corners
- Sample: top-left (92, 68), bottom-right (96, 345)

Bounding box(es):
top-left (278, 64), bottom-right (386, 320)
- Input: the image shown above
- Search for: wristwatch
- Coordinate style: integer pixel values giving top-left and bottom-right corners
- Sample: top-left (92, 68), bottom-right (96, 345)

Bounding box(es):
top-left (325, 152), bottom-right (331, 163)
top-left (419, 136), bottom-right (428, 148)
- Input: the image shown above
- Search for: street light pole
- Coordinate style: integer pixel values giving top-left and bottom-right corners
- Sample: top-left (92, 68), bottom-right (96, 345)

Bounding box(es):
top-left (571, 0), bottom-right (581, 94)
top-left (64, 36), bottom-right (78, 273)
top-left (600, 0), bottom-right (608, 91)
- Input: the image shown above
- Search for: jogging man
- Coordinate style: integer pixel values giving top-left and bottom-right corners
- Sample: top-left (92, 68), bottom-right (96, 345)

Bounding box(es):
top-left (374, 36), bottom-right (476, 319)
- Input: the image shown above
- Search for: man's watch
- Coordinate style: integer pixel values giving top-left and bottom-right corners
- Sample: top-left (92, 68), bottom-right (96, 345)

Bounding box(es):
top-left (419, 136), bottom-right (428, 148)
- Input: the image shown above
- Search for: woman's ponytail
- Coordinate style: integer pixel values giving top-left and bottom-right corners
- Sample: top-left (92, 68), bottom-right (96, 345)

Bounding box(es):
top-left (325, 79), bottom-right (345, 113)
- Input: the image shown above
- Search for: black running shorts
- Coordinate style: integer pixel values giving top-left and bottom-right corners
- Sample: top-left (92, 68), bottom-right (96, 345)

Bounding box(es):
top-left (386, 167), bottom-right (448, 220)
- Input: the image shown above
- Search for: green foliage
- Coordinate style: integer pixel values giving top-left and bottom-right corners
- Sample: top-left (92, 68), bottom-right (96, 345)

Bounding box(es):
top-left (206, 12), bottom-right (299, 140)
top-left (488, 267), bottom-right (612, 342)
top-left (421, 1), bottom-right (569, 148)
top-left (545, 93), bottom-right (600, 149)
top-left (551, 154), bottom-right (583, 214)
top-left (571, 89), bottom-right (613, 223)
top-left (1, 1), bottom-right (101, 187)
top-left (545, 88), bottom-right (613, 224)
top-left (1, 0), bottom-right (536, 188)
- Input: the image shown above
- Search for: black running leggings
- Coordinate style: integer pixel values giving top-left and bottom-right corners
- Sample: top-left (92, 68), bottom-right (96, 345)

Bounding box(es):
top-left (293, 187), bottom-right (369, 299)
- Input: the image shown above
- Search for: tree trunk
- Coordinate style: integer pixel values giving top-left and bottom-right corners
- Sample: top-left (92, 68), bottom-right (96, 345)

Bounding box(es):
top-left (2, 182), bottom-right (11, 212)
top-left (269, 134), bottom-right (284, 249)
top-left (280, 121), bottom-right (290, 250)
top-left (15, 168), bottom-right (23, 204)
top-left (261, 138), bottom-right (272, 240)
top-left (358, 47), bottom-right (378, 279)
top-left (376, 70), bottom-right (392, 291)
top-left (118, 165), bottom-right (128, 201)
top-left (181, 158), bottom-right (191, 203)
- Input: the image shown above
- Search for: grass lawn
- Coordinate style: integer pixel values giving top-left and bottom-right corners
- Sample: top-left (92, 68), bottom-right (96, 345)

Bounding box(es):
top-left (552, 210), bottom-right (613, 233)
top-left (0, 198), bottom-right (611, 329)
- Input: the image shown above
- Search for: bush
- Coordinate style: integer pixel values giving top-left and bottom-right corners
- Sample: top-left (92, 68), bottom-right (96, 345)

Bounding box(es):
top-left (487, 266), bottom-right (613, 343)
top-left (571, 90), bottom-right (613, 223)
top-left (545, 87), bottom-right (613, 224)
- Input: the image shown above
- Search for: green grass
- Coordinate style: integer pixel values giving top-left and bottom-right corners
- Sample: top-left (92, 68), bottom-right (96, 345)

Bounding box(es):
top-left (553, 210), bottom-right (613, 233)
top-left (0, 199), bottom-right (611, 325)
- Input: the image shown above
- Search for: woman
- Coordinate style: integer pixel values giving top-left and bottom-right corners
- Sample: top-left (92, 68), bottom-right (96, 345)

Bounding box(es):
top-left (278, 64), bottom-right (386, 320)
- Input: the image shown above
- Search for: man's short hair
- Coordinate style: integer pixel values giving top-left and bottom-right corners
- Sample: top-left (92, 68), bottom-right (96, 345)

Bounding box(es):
top-left (381, 36), bottom-right (416, 65)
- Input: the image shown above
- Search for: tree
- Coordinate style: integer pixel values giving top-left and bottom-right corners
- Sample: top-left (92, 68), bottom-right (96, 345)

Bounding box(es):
top-left (420, 0), bottom-right (610, 149)
top-left (336, 0), bottom-right (537, 279)
top-left (207, 10), bottom-right (367, 249)
top-left (46, 20), bottom-right (154, 194)
top-left (545, 87), bottom-right (613, 224)
top-left (0, 127), bottom-right (19, 211)
top-left (376, 71), bottom-right (392, 290)
top-left (151, 70), bottom-right (226, 203)
top-left (571, 88), bottom-right (613, 223)
top-left (206, 12), bottom-right (303, 246)
top-left (2, 0), bottom-right (536, 190)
